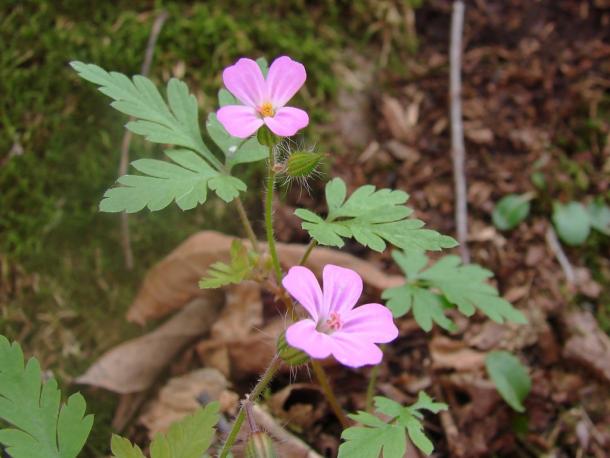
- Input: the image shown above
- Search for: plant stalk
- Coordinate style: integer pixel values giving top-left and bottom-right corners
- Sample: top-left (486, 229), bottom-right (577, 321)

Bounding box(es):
top-left (265, 146), bottom-right (283, 283)
top-left (234, 196), bottom-right (259, 253)
top-left (298, 239), bottom-right (317, 265)
top-left (365, 364), bottom-right (381, 412)
top-left (218, 354), bottom-right (282, 457)
top-left (310, 360), bottom-right (350, 428)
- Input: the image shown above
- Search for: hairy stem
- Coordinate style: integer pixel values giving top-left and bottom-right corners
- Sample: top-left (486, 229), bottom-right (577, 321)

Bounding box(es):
top-left (265, 146), bottom-right (283, 283)
top-left (365, 364), bottom-right (380, 412)
top-left (234, 196), bottom-right (259, 253)
top-left (311, 360), bottom-right (350, 428)
top-left (298, 239), bottom-right (317, 266)
top-left (218, 354), bottom-right (282, 457)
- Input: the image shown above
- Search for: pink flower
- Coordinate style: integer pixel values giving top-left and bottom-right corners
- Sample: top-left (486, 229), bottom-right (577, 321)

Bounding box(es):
top-left (217, 56), bottom-right (309, 138)
top-left (283, 264), bottom-right (399, 368)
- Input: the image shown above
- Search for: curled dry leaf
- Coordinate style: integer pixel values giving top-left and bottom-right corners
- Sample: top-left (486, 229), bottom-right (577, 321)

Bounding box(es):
top-left (236, 403), bottom-right (322, 458)
top-left (562, 311), bottom-right (610, 385)
top-left (127, 231), bottom-right (403, 324)
top-left (138, 368), bottom-right (238, 438)
top-left (77, 296), bottom-right (223, 393)
top-left (268, 383), bottom-right (325, 431)
top-left (429, 336), bottom-right (486, 372)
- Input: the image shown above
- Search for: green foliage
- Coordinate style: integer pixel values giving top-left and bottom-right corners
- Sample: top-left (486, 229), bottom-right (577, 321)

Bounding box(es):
top-left (552, 201), bottom-right (591, 246)
top-left (71, 63), bottom-right (258, 211)
top-left (111, 402), bottom-right (219, 458)
top-left (492, 194), bottom-right (530, 231)
top-left (382, 250), bottom-right (527, 331)
top-left (485, 351), bottom-right (531, 413)
top-left (199, 240), bottom-right (259, 289)
top-left (587, 200), bottom-right (610, 236)
top-left (295, 178), bottom-right (457, 252)
top-left (339, 392), bottom-right (447, 457)
top-left (0, 336), bottom-right (93, 458)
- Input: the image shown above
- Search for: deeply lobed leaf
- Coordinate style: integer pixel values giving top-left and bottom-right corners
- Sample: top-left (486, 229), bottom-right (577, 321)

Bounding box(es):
top-left (382, 250), bottom-right (527, 331)
top-left (339, 393), bottom-right (447, 457)
top-left (0, 335), bottom-right (93, 458)
top-left (295, 178), bottom-right (457, 253)
top-left (199, 240), bottom-right (259, 289)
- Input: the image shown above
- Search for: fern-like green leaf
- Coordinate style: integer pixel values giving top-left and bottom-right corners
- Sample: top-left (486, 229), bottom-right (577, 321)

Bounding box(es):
top-left (339, 393), bottom-right (447, 457)
top-left (382, 250), bottom-right (527, 331)
top-left (70, 61), bottom-right (222, 170)
top-left (295, 178), bottom-right (457, 252)
top-left (199, 240), bottom-right (258, 289)
top-left (0, 336), bottom-right (93, 458)
top-left (111, 403), bottom-right (220, 458)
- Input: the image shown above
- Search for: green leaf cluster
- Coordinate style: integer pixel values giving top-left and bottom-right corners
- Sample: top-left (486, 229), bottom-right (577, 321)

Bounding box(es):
top-left (485, 351), bottom-right (531, 412)
top-left (339, 392), bottom-right (447, 457)
top-left (382, 250), bottom-right (527, 331)
top-left (0, 335), bottom-right (93, 458)
top-left (71, 62), bottom-right (267, 213)
top-left (110, 402), bottom-right (219, 458)
top-left (199, 240), bottom-right (259, 289)
top-left (295, 178), bottom-right (457, 252)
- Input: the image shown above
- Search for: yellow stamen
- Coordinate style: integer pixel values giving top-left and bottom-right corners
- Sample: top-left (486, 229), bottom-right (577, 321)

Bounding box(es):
top-left (258, 102), bottom-right (274, 117)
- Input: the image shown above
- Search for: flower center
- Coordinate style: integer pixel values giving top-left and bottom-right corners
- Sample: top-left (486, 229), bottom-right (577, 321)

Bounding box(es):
top-left (317, 312), bottom-right (343, 334)
top-left (258, 101), bottom-right (274, 117)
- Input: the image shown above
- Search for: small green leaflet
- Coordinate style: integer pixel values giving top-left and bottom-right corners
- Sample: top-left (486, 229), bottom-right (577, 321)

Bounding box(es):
top-left (552, 201), bottom-right (590, 246)
top-left (70, 61), bottom-right (222, 171)
top-left (382, 250), bottom-right (527, 331)
top-left (338, 392), bottom-right (447, 457)
top-left (587, 200), bottom-right (610, 236)
top-left (485, 351), bottom-right (531, 412)
top-left (295, 178), bottom-right (457, 252)
top-left (492, 194), bottom-right (530, 231)
top-left (199, 240), bottom-right (259, 289)
top-left (111, 402), bottom-right (220, 458)
top-left (0, 335), bottom-right (93, 458)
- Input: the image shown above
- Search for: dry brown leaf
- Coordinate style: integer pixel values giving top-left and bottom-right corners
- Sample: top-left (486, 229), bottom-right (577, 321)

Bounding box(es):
top-left (127, 231), bottom-right (403, 324)
top-left (77, 296), bottom-right (222, 393)
top-left (235, 404), bottom-right (322, 458)
top-left (562, 311), bottom-right (610, 385)
top-left (429, 336), bottom-right (486, 371)
top-left (138, 368), bottom-right (238, 438)
top-left (268, 383), bottom-right (325, 431)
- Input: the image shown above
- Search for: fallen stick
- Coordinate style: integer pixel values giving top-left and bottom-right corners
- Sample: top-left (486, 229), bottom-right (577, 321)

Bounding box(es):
top-left (545, 225), bottom-right (576, 285)
top-left (449, 0), bottom-right (470, 263)
top-left (119, 10), bottom-right (169, 270)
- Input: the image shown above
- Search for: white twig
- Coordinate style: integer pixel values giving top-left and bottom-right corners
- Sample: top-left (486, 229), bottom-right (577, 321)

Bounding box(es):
top-left (449, 0), bottom-right (470, 263)
top-left (119, 10), bottom-right (169, 270)
top-left (545, 226), bottom-right (576, 285)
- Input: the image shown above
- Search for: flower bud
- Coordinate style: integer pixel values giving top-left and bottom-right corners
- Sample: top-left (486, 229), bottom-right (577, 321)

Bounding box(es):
top-left (277, 331), bottom-right (309, 366)
top-left (257, 126), bottom-right (280, 147)
top-left (286, 151), bottom-right (323, 178)
top-left (245, 431), bottom-right (278, 458)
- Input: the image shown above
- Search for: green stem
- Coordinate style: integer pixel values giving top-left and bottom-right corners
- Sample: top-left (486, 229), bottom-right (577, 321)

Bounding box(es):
top-left (311, 360), bottom-right (350, 428)
top-left (298, 239), bottom-right (317, 266)
top-left (234, 196), bottom-right (259, 253)
top-left (218, 354), bottom-right (282, 458)
top-left (365, 364), bottom-right (381, 412)
top-left (265, 146), bottom-right (282, 283)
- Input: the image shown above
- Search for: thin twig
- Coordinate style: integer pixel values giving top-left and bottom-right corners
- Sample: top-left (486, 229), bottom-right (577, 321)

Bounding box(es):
top-left (449, 0), bottom-right (470, 263)
top-left (545, 226), bottom-right (576, 285)
top-left (119, 10), bottom-right (169, 270)
top-left (311, 360), bottom-right (350, 429)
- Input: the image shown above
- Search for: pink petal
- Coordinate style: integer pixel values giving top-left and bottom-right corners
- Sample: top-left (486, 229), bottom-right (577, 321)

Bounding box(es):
top-left (282, 266), bottom-right (324, 321)
top-left (222, 58), bottom-right (266, 107)
top-left (329, 333), bottom-right (383, 368)
top-left (263, 107), bottom-right (309, 137)
top-left (216, 105), bottom-right (263, 138)
top-left (266, 56), bottom-right (307, 107)
top-left (341, 303), bottom-right (399, 343)
top-left (286, 319), bottom-right (332, 359)
top-left (322, 264), bottom-right (363, 315)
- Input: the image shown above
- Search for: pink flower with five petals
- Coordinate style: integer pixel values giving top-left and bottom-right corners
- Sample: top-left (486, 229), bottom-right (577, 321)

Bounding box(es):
top-left (217, 56), bottom-right (309, 138)
top-left (283, 264), bottom-right (399, 368)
